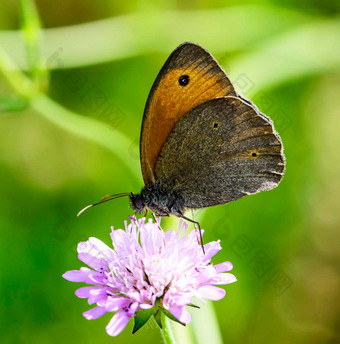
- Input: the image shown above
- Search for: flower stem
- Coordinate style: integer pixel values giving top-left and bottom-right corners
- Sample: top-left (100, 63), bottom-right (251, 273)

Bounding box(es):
top-left (191, 301), bottom-right (224, 344)
top-left (161, 314), bottom-right (177, 344)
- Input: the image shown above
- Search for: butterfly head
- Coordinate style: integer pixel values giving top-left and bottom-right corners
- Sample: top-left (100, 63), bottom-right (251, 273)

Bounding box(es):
top-left (129, 193), bottom-right (146, 214)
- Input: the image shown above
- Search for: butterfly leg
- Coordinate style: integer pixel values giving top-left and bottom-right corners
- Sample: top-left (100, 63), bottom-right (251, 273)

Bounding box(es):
top-left (191, 209), bottom-right (205, 251)
top-left (152, 212), bottom-right (169, 230)
top-left (191, 209), bottom-right (198, 231)
top-left (180, 215), bottom-right (205, 254)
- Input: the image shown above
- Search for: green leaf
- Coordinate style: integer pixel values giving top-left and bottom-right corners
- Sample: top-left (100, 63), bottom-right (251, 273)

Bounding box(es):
top-left (132, 307), bottom-right (156, 334)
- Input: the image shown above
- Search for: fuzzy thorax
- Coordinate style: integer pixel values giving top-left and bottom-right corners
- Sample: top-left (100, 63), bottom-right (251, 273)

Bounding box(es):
top-left (129, 183), bottom-right (185, 216)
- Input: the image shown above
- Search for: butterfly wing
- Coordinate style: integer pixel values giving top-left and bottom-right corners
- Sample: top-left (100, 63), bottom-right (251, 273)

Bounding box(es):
top-left (154, 97), bottom-right (285, 208)
top-left (140, 42), bottom-right (236, 186)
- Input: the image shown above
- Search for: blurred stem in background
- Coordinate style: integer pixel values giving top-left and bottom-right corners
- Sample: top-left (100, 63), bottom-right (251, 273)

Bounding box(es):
top-left (0, 5), bottom-right (313, 69)
top-left (19, 0), bottom-right (48, 91)
top-left (1, 7), bottom-right (339, 94)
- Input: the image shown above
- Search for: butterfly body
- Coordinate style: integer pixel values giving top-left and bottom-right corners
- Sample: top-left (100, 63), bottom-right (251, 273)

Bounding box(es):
top-left (130, 182), bottom-right (185, 216)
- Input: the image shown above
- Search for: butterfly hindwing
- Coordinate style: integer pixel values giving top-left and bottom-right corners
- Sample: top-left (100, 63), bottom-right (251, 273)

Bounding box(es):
top-left (140, 42), bottom-right (237, 186)
top-left (154, 97), bottom-right (285, 208)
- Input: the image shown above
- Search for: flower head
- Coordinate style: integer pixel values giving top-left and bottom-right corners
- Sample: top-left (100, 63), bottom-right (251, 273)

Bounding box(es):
top-left (63, 217), bottom-right (236, 336)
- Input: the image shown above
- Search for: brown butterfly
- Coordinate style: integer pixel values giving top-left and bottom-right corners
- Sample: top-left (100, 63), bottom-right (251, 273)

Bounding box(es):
top-left (79, 42), bottom-right (285, 229)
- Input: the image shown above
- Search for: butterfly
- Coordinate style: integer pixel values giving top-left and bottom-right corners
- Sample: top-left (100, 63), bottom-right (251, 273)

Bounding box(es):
top-left (79, 42), bottom-right (285, 230)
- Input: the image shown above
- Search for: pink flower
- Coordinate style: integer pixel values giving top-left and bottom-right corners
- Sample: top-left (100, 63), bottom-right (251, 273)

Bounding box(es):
top-left (62, 217), bottom-right (236, 336)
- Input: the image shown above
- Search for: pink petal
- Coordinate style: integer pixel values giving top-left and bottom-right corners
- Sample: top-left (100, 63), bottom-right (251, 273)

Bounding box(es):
top-left (196, 265), bottom-right (216, 283)
top-left (126, 290), bottom-right (143, 303)
top-left (106, 311), bottom-right (131, 336)
top-left (110, 229), bottom-right (128, 250)
top-left (75, 286), bottom-right (102, 298)
top-left (78, 252), bottom-right (109, 271)
top-left (85, 273), bottom-right (107, 285)
top-left (140, 226), bottom-right (162, 255)
top-left (102, 297), bottom-right (130, 312)
top-left (88, 293), bottom-right (108, 305)
top-left (214, 261), bottom-right (233, 272)
top-left (62, 268), bottom-right (92, 282)
top-left (78, 238), bottom-right (114, 260)
top-left (202, 241), bottom-right (221, 262)
top-left (196, 286), bottom-right (226, 301)
top-left (210, 273), bottom-right (237, 285)
top-left (140, 303), bottom-right (154, 309)
top-left (87, 237), bottom-right (114, 257)
top-left (168, 306), bottom-right (192, 324)
top-left (164, 292), bottom-right (192, 307)
top-left (129, 302), bottom-right (139, 314)
top-left (83, 306), bottom-right (107, 320)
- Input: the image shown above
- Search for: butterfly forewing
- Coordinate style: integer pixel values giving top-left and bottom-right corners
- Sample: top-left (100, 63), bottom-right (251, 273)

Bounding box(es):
top-left (140, 42), bottom-right (237, 186)
top-left (154, 97), bottom-right (285, 208)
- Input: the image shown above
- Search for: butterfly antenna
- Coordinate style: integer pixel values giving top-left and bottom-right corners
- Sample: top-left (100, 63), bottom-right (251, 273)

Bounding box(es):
top-left (77, 193), bottom-right (131, 217)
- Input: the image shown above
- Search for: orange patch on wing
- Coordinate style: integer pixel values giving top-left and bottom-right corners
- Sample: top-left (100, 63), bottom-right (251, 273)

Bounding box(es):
top-left (141, 67), bottom-right (232, 186)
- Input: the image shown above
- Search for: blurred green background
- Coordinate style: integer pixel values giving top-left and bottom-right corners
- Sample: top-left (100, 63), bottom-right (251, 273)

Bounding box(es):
top-left (0, 1), bottom-right (339, 343)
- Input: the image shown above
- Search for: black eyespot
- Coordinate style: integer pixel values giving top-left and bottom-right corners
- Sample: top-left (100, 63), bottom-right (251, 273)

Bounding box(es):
top-left (251, 152), bottom-right (257, 157)
top-left (213, 122), bottom-right (219, 128)
top-left (178, 75), bottom-right (190, 86)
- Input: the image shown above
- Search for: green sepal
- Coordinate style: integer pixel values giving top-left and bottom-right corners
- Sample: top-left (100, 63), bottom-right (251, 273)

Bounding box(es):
top-left (132, 307), bottom-right (156, 334)
top-left (162, 309), bottom-right (186, 327)
top-left (154, 309), bottom-right (162, 329)
top-left (132, 299), bottom-right (189, 334)
top-left (187, 303), bottom-right (200, 309)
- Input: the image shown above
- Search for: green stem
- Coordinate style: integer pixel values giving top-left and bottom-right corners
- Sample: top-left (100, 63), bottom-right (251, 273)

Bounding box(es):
top-left (0, 45), bottom-right (37, 98)
top-left (31, 94), bottom-right (141, 185)
top-left (191, 301), bottom-right (224, 344)
top-left (161, 314), bottom-right (177, 344)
